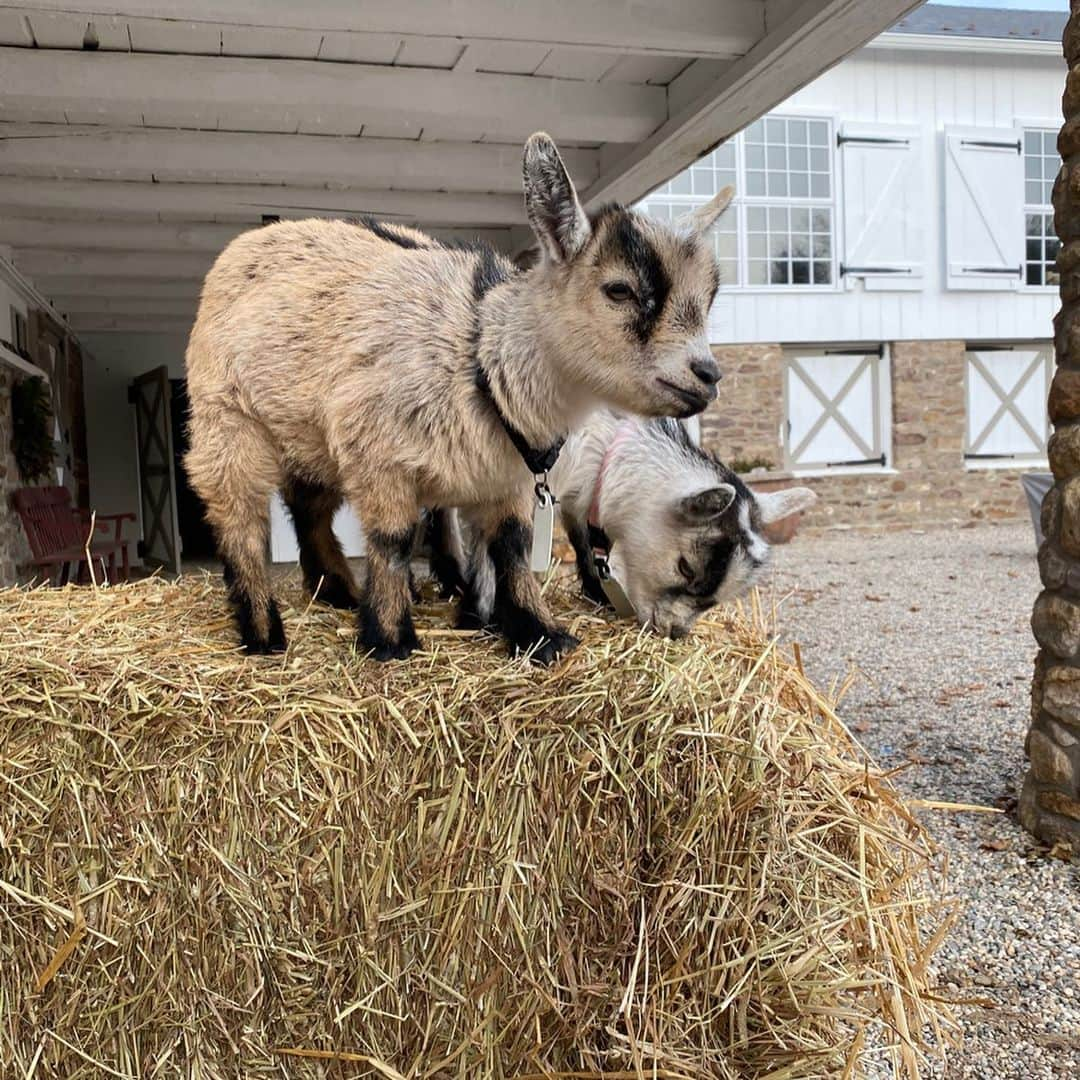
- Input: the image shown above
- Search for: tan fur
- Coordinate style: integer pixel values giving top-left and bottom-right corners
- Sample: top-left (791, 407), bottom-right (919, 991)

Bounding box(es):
top-left (184, 134), bottom-right (733, 660)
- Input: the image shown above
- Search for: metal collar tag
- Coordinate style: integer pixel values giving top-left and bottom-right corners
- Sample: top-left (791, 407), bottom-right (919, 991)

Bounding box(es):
top-left (593, 551), bottom-right (636, 618)
top-left (530, 478), bottom-right (556, 573)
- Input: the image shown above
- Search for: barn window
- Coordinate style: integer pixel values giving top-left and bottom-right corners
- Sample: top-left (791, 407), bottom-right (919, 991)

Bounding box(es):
top-left (639, 141), bottom-right (739, 285)
top-left (783, 346), bottom-right (890, 472)
top-left (636, 115), bottom-right (835, 291)
top-left (743, 117), bottom-right (834, 287)
top-left (1024, 129), bottom-right (1059, 288)
top-left (964, 344), bottom-right (1052, 466)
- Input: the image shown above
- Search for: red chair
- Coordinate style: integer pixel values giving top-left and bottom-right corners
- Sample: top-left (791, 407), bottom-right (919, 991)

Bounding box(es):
top-left (11, 486), bottom-right (134, 585)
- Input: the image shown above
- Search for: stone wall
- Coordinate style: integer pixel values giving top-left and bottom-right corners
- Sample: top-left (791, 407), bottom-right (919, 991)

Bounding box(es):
top-left (1023, 3), bottom-right (1080, 847)
top-left (0, 366), bottom-right (33, 585)
top-left (699, 339), bottom-right (1029, 533)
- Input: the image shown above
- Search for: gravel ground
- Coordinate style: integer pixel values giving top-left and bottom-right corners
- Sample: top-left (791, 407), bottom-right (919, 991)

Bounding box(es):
top-left (764, 522), bottom-right (1080, 1080)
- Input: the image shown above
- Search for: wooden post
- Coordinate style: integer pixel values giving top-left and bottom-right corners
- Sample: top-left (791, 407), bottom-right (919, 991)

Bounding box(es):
top-left (1023, 1), bottom-right (1080, 845)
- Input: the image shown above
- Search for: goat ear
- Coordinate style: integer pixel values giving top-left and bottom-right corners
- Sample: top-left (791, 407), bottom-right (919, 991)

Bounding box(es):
top-left (676, 484), bottom-right (736, 524)
top-left (676, 184), bottom-right (735, 237)
top-left (755, 486), bottom-right (817, 524)
top-left (523, 132), bottom-right (591, 263)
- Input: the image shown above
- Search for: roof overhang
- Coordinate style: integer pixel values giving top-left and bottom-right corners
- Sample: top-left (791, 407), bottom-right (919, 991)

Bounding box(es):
top-left (0, 0), bottom-right (925, 337)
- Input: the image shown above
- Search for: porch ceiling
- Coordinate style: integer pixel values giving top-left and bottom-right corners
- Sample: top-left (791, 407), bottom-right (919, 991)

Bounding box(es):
top-left (0, 0), bottom-right (922, 336)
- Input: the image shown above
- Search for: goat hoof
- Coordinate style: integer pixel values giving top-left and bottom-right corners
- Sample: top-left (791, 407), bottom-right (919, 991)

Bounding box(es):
top-left (311, 574), bottom-right (359, 610)
top-left (525, 629), bottom-right (580, 666)
top-left (241, 634), bottom-right (287, 656)
top-left (366, 637), bottom-right (420, 662)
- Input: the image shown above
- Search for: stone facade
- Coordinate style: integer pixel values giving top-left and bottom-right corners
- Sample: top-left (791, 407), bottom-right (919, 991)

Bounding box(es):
top-left (1023, 4), bottom-right (1080, 847)
top-left (0, 366), bottom-right (33, 584)
top-left (700, 339), bottom-right (1029, 533)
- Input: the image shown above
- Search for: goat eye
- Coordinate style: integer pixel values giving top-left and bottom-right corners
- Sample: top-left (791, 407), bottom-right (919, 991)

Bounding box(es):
top-left (603, 282), bottom-right (635, 303)
top-left (677, 557), bottom-right (695, 582)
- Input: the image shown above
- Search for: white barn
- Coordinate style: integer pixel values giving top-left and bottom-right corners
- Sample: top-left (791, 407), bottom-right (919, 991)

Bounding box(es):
top-left (636, 3), bottom-right (1064, 527)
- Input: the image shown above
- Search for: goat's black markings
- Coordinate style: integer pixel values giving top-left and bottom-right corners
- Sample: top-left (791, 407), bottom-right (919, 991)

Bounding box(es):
top-left (353, 216), bottom-right (427, 250)
top-left (282, 475), bottom-right (356, 609)
top-left (357, 598), bottom-right (419, 661)
top-left (367, 527), bottom-right (416, 565)
top-left (596, 210), bottom-right (671, 342)
top-left (487, 519), bottom-right (577, 663)
top-left (565, 518), bottom-right (610, 608)
top-left (472, 246), bottom-right (514, 301)
top-left (425, 509), bottom-right (469, 599)
top-left (221, 559), bottom-right (286, 654)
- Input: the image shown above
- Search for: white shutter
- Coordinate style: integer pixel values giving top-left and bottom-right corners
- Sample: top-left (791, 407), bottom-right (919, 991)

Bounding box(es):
top-left (785, 350), bottom-right (885, 470)
top-left (839, 123), bottom-right (923, 291)
top-left (944, 126), bottom-right (1024, 290)
top-left (965, 346), bottom-right (1051, 462)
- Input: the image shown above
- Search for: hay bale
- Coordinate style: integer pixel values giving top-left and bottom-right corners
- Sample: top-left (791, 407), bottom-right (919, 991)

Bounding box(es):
top-left (0, 574), bottom-right (952, 1078)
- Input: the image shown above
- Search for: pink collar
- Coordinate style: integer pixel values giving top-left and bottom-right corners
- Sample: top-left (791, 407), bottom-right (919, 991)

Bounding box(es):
top-left (588, 420), bottom-right (636, 532)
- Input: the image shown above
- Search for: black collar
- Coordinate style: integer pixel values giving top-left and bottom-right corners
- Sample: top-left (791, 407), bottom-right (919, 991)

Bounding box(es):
top-left (475, 364), bottom-right (565, 476)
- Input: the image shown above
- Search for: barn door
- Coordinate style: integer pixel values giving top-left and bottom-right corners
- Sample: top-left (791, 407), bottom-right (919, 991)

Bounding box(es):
top-left (839, 123), bottom-right (923, 290)
top-left (785, 348), bottom-right (887, 470)
top-left (965, 345), bottom-right (1052, 463)
top-left (130, 366), bottom-right (182, 574)
top-left (944, 126), bottom-right (1024, 290)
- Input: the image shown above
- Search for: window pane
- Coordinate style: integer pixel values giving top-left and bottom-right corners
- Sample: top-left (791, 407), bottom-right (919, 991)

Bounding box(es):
top-left (790, 146), bottom-right (808, 171)
top-left (1027, 213), bottom-right (1042, 237)
top-left (812, 208), bottom-right (831, 233)
top-left (1027, 180), bottom-right (1045, 205)
top-left (769, 233), bottom-right (789, 258)
top-left (812, 261), bottom-right (832, 285)
top-left (1027, 238), bottom-right (1044, 261)
top-left (692, 168), bottom-right (714, 195)
top-left (813, 232), bottom-right (830, 258)
top-left (790, 119), bottom-right (808, 144)
top-left (746, 120), bottom-right (764, 143)
top-left (791, 207), bottom-right (809, 232)
top-left (768, 207), bottom-right (787, 231)
top-left (1025, 131), bottom-right (1041, 154)
top-left (767, 171), bottom-right (788, 196)
top-left (810, 147), bottom-right (828, 172)
top-left (748, 260), bottom-right (768, 285)
top-left (1027, 264), bottom-right (1043, 286)
top-left (747, 206), bottom-right (766, 231)
top-left (715, 231), bottom-right (737, 260)
top-left (810, 173), bottom-right (829, 198)
top-left (808, 121), bottom-right (828, 146)
top-left (745, 144), bottom-right (765, 169)
top-left (790, 172), bottom-right (808, 197)
top-left (1026, 155), bottom-right (1040, 180)
top-left (792, 260), bottom-right (810, 284)
top-left (747, 170), bottom-right (766, 196)
top-left (1044, 131), bottom-right (1057, 156)
top-left (1047, 235), bottom-right (1061, 260)
top-left (767, 145), bottom-right (786, 170)
top-left (766, 117), bottom-right (785, 142)
top-left (748, 233), bottom-right (766, 257)
top-left (669, 171), bottom-right (692, 195)
top-left (715, 141), bottom-right (736, 169)
top-left (791, 234), bottom-right (809, 259)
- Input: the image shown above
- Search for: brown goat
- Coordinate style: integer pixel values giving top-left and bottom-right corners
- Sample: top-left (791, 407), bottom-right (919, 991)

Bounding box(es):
top-left (184, 133), bottom-right (732, 663)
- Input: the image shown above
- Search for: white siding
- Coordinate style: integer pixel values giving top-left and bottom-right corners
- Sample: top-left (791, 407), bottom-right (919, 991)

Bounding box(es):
top-left (706, 47), bottom-right (1064, 345)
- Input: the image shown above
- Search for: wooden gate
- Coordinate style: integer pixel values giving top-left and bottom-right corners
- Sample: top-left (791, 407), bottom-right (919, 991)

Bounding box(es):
top-left (129, 366), bottom-right (182, 574)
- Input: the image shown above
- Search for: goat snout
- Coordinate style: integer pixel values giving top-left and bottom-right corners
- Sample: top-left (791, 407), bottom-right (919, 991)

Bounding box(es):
top-left (689, 356), bottom-right (721, 387)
